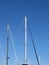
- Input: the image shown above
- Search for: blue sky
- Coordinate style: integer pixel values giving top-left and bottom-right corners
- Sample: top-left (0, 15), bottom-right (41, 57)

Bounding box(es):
top-left (0, 0), bottom-right (49, 65)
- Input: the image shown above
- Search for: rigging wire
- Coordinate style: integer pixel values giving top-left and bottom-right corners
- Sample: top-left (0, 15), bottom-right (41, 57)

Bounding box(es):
top-left (9, 29), bottom-right (18, 64)
top-left (7, 24), bottom-right (19, 64)
top-left (28, 22), bottom-right (40, 65)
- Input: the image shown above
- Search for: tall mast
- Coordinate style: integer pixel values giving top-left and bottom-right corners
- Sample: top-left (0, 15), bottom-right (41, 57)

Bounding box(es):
top-left (6, 24), bottom-right (9, 65)
top-left (25, 16), bottom-right (28, 64)
top-left (22, 16), bottom-right (28, 65)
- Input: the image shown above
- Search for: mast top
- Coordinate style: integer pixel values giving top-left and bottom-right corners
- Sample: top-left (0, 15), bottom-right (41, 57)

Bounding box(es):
top-left (7, 24), bottom-right (10, 32)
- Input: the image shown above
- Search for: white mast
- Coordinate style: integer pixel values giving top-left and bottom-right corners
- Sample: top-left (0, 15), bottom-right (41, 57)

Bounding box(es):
top-left (6, 24), bottom-right (9, 65)
top-left (25, 16), bottom-right (28, 64)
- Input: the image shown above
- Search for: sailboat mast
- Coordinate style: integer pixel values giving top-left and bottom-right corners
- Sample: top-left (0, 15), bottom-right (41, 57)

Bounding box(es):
top-left (6, 24), bottom-right (9, 65)
top-left (25, 16), bottom-right (28, 64)
top-left (22, 16), bottom-right (28, 65)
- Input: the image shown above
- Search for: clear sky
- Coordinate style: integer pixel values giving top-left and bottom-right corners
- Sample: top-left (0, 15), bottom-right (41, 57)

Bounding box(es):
top-left (0, 0), bottom-right (49, 65)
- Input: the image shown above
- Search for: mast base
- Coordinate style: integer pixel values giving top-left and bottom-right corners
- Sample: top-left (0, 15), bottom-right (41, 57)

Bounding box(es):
top-left (22, 64), bottom-right (28, 65)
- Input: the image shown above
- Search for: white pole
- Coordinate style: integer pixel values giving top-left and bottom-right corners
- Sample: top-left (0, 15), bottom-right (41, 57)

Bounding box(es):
top-left (25, 16), bottom-right (28, 64)
top-left (6, 24), bottom-right (9, 65)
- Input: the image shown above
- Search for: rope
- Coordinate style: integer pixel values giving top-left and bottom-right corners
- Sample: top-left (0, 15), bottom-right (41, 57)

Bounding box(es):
top-left (9, 29), bottom-right (18, 64)
top-left (28, 22), bottom-right (40, 65)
